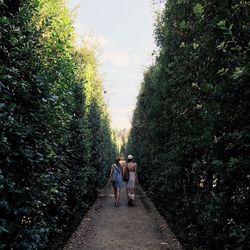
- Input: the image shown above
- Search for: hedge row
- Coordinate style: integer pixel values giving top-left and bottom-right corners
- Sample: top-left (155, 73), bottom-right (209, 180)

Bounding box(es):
top-left (0, 0), bottom-right (117, 248)
top-left (127, 0), bottom-right (249, 249)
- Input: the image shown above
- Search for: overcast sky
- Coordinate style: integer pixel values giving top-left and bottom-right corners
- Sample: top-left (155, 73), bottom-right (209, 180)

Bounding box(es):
top-left (67, 0), bottom-right (160, 130)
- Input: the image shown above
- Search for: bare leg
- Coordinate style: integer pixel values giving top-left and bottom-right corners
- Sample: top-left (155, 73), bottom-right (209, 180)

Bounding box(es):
top-left (126, 188), bottom-right (131, 206)
top-left (115, 188), bottom-right (121, 206)
top-left (113, 188), bottom-right (117, 205)
top-left (127, 188), bottom-right (132, 200)
top-left (127, 187), bottom-right (135, 206)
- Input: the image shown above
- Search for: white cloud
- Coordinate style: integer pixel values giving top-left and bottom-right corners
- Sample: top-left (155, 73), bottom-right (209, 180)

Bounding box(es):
top-left (104, 51), bottom-right (130, 67)
top-left (71, 24), bottom-right (143, 68)
top-left (112, 106), bottom-right (135, 115)
top-left (72, 22), bottom-right (109, 48)
top-left (103, 50), bottom-right (142, 68)
top-left (101, 66), bottom-right (143, 82)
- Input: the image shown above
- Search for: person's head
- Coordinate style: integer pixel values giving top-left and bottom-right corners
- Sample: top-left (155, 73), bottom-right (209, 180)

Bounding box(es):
top-left (115, 157), bottom-right (120, 165)
top-left (127, 154), bottom-right (134, 163)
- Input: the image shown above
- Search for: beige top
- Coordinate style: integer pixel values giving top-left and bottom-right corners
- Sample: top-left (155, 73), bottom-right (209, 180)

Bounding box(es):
top-left (127, 162), bottom-right (137, 172)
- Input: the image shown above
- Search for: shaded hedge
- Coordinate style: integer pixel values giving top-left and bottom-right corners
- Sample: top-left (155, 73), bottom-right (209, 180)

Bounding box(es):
top-left (0, 0), bottom-right (117, 248)
top-left (127, 0), bottom-right (249, 249)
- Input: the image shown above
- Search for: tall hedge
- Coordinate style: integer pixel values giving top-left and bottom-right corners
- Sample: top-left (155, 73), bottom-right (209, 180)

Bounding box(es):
top-left (0, 0), bottom-right (117, 249)
top-left (127, 0), bottom-right (249, 249)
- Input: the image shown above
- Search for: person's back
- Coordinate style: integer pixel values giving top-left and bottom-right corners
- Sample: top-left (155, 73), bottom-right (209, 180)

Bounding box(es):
top-left (112, 163), bottom-right (123, 182)
top-left (110, 157), bottom-right (123, 207)
top-left (127, 162), bottom-right (136, 172)
top-left (126, 155), bottom-right (137, 206)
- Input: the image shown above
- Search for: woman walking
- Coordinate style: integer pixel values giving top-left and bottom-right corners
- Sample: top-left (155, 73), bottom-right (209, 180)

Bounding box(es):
top-left (110, 157), bottom-right (123, 207)
top-left (125, 155), bottom-right (138, 206)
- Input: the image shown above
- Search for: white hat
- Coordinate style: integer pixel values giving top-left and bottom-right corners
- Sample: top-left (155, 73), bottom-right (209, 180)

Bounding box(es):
top-left (127, 155), bottom-right (133, 160)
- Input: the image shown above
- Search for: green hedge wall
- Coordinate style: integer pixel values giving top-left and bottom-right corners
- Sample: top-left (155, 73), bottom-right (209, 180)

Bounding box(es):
top-left (127, 0), bottom-right (249, 249)
top-left (0, 0), bottom-right (117, 248)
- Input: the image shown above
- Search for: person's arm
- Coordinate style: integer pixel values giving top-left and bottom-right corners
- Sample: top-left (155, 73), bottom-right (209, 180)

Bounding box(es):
top-left (121, 163), bottom-right (125, 177)
top-left (135, 163), bottom-right (138, 184)
top-left (121, 165), bottom-right (124, 179)
top-left (109, 165), bottom-right (114, 182)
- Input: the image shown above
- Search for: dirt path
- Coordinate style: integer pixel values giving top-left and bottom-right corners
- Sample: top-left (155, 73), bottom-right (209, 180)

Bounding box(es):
top-left (64, 183), bottom-right (182, 250)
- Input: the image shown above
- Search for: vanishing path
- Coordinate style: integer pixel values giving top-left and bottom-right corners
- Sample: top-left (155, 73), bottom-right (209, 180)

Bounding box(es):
top-left (64, 183), bottom-right (182, 250)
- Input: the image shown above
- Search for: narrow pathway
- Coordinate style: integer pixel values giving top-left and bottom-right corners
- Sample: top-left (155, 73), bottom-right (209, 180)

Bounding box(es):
top-left (64, 183), bottom-right (182, 250)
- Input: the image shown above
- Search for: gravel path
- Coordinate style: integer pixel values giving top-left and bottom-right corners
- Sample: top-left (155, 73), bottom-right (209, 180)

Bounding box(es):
top-left (64, 183), bottom-right (182, 250)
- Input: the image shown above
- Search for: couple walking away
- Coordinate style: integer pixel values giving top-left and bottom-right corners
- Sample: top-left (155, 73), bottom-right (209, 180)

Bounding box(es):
top-left (109, 155), bottom-right (138, 207)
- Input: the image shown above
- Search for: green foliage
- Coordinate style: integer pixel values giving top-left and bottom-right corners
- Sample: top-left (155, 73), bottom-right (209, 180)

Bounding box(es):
top-left (0, 0), bottom-right (117, 248)
top-left (128, 0), bottom-right (249, 249)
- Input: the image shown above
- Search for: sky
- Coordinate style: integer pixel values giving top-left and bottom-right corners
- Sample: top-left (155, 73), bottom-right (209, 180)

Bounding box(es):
top-left (67, 0), bottom-right (160, 130)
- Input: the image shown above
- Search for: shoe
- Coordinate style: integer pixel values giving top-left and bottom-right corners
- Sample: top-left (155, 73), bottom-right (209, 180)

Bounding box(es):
top-left (127, 199), bottom-right (133, 206)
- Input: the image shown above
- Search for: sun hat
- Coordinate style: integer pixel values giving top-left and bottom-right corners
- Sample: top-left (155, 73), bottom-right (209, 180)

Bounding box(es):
top-left (127, 155), bottom-right (133, 160)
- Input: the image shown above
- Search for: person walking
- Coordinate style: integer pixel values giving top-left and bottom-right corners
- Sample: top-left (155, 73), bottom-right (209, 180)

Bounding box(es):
top-left (125, 155), bottom-right (138, 206)
top-left (109, 157), bottom-right (123, 207)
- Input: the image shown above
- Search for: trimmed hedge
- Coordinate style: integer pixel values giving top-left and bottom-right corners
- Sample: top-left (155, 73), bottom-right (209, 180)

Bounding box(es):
top-left (0, 0), bottom-right (117, 248)
top-left (127, 0), bottom-right (249, 249)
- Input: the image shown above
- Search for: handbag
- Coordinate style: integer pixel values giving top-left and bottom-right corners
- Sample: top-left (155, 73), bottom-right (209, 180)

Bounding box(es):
top-left (123, 164), bottom-right (129, 182)
top-left (111, 164), bottom-right (120, 182)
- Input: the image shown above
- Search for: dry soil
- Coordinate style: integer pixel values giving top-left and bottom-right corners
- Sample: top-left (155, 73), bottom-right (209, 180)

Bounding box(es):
top-left (64, 183), bottom-right (182, 250)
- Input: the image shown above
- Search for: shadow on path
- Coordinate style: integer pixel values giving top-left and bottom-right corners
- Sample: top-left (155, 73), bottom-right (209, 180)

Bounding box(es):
top-left (64, 183), bottom-right (182, 250)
